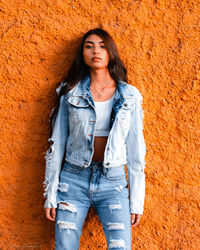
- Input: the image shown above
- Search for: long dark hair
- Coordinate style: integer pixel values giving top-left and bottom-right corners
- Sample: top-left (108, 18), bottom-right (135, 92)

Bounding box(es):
top-left (49, 27), bottom-right (128, 133)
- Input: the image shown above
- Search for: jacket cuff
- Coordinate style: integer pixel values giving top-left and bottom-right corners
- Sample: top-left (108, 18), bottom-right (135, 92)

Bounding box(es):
top-left (129, 203), bottom-right (144, 215)
top-left (44, 198), bottom-right (57, 208)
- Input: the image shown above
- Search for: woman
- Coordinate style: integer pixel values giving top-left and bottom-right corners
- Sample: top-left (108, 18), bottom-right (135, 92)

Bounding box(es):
top-left (43, 28), bottom-right (146, 250)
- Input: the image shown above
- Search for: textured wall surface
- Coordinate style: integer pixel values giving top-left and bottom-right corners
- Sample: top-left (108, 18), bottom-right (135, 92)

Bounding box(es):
top-left (0, 0), bottom-right (200, 249)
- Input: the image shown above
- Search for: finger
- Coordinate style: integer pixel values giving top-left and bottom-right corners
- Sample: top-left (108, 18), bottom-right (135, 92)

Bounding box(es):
top-left (51, 208), bottom-right (56, 220)
top-left (131, 214), bottom-right (136, 225)
top-left (44, 208), bottom-right (55, 222)
top-left (132, 215), bottom-right (141, 227)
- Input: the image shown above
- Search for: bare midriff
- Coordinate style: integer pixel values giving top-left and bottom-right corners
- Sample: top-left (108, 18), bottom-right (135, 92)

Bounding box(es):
top-left (90, 81), bottom-right (117, 162)
top-left (92, 136), bottom-right (108, 162)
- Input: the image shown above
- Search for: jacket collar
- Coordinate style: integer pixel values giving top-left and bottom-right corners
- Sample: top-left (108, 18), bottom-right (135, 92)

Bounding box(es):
top-left (71, 74), bottom-right (133, 100)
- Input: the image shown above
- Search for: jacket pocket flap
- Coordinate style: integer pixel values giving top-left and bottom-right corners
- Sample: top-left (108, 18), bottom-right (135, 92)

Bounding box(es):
top-left (68, 96), bottom-right (89, 108)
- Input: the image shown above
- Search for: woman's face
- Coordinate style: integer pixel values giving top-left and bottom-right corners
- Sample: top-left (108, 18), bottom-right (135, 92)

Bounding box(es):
top-left (83, 34), bottom-right (109, 69)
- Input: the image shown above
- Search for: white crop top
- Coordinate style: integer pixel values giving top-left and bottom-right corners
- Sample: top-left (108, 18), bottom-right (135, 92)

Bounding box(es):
top-left (94, 94), bottom-right (115, 136)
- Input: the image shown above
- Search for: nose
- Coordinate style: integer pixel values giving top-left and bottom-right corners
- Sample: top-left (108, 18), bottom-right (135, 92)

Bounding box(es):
top-left (93, 46), bottom-right (100, 54)
top-left (94, 50), bottom-right (100, 55)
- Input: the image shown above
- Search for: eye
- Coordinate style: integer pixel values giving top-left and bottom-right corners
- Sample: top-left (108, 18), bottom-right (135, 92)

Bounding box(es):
top-left (85, 45), bottom-right (92, 49)
top-left (100, 45), bottom-right (106, 48)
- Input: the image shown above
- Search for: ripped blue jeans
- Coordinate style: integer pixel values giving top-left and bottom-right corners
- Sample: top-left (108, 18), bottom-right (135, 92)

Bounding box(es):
top-left (55, 161), bottom-right (132, 250)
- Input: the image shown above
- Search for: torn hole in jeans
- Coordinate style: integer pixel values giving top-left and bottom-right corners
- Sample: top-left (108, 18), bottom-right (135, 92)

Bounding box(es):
top-left (58, 201), bottom-right (77, 213)
top-left (107, 222), bottom-right (125, 231)
top-left (57, 220), bottom-right (77, 234)
top-left (109, 202), bottom-right (122, 213)
top-left (109, 239), bottom-right (126, 249)
top-left (58, 183), bottom-right (69, 192)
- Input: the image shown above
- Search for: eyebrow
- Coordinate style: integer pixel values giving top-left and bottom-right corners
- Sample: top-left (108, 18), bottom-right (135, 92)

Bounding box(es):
top-left (84, 41), bottom-right (105, 44)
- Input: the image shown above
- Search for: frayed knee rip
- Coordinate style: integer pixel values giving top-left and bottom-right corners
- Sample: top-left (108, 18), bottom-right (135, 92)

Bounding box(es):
top-left (107, 223), bottom-right (125, 231)
top-left (57, 220), bottom-right (77, 234)
top-left (58, 201), bottom-right (77, 213)
top-left (109, 202), bottom-right (122, 213)
top-left (109, 239), bottom-right (126, 249)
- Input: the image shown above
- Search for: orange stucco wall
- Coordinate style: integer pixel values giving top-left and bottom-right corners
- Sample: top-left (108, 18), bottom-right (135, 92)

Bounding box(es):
top-left (1, 0), bottom-right (200, 249)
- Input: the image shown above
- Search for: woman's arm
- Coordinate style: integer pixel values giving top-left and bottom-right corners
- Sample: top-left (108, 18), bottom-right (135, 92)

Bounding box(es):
top-left (43, 92), bottom-right (69, 208)
top-left (125, 89), bottom-right (146, 215)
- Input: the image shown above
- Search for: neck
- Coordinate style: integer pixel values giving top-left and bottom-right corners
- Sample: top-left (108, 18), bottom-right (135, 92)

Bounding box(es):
top-left (89, 68), bottom-right (115, 88)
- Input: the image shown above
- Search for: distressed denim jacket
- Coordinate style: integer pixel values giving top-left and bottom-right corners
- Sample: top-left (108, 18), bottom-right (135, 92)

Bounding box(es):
top-left (43, 74), bottom-right (146, 215)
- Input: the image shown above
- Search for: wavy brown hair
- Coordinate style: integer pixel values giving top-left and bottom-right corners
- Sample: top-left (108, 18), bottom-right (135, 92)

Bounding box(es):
top-left (49, 27), bottom-right (127, 133)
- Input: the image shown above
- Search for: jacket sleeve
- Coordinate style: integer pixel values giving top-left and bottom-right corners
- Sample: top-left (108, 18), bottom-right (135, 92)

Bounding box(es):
top-left (43, 84), bottom-right (69, 208)
top-left (125, 89), bottom-right (146, 215)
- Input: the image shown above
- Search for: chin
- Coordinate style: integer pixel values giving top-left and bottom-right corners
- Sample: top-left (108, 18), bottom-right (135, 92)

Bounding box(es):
top-left (89, 66), bottom-right (108, 70)
top-left (87, 62), bottom-right (109, 69)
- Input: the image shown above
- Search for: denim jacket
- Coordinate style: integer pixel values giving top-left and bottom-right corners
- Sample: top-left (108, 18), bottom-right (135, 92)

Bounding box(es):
top-left (43, 74), bottom-right (146, 215)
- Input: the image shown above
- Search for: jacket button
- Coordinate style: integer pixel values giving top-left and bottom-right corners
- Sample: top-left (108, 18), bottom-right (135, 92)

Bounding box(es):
top-left (105, 162), bottom-right (110, 166)
top-left (124, 103), bottom-right (127, 107)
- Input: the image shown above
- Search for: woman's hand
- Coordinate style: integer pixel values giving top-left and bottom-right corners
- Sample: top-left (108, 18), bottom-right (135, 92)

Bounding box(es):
top-left (131, 213), bottom-right (141, 227)
top-left (44, 208), bottom-right (56, 221)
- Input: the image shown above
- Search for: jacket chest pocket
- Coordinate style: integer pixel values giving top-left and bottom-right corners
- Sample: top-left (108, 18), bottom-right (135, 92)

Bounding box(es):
top-left (68, 96), bottom-right (90, 123)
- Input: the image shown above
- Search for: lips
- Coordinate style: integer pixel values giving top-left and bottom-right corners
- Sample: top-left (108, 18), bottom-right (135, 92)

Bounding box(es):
top-left (92, 57), bottom-right (102, 61)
